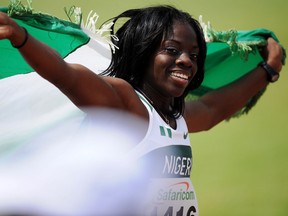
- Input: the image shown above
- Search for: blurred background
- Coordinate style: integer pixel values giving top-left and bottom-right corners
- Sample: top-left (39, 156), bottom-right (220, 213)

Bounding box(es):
top-left (0, 0), bottom-right (287, 215)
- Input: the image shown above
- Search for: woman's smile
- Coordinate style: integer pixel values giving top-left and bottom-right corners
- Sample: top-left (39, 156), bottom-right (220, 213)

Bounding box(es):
top-left (170, 70), bottom-right (191, 87)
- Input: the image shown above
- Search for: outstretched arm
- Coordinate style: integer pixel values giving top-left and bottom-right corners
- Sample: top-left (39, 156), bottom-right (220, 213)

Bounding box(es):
top-left (0, 12), bottom-right (125, 109)
top-left (185, 37), bottom-right (284, 132)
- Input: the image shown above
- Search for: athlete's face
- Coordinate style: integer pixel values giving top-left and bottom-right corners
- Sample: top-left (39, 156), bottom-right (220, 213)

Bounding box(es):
top-left (144, 22), bottom-right (199, 98)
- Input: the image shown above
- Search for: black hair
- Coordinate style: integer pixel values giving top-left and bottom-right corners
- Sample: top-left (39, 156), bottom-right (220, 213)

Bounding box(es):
top-left (102, 5), bottom-right (207, 117)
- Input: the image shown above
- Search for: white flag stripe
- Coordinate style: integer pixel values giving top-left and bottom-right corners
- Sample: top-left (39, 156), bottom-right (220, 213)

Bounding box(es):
top-left (0, 37), bottom-right (111, 151)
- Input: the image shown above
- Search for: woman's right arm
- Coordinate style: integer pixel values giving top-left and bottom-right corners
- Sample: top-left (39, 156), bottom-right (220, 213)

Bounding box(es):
top-left (0, 12), bottom-right (126, 109)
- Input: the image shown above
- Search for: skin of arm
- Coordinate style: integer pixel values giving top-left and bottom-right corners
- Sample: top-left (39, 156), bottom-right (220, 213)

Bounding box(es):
top-left (0, 12), bottom-right (149, 118)
top-left (0, 12), bottom-right (283, 132)
top-left (184, 38), bottom-right (283, 133)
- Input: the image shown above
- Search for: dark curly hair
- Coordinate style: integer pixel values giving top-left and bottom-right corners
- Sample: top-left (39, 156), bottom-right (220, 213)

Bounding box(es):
top-left (102, 5), bottom-right (207, 117)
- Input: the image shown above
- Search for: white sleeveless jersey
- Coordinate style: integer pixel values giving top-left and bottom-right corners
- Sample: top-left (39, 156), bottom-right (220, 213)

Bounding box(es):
top-left (132, 91), bottom-right (199, 216)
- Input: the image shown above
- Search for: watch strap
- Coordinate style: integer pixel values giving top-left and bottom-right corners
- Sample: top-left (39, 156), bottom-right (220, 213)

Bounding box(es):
top-left (258, 61), bottom-right (279, 83)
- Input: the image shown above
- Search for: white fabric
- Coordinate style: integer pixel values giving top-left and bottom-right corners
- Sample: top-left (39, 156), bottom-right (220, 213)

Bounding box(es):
top-left (132, 92), bottom-right (199, 216)
top-left (0, 109), bottom-right (148, 215)
top-left (0, 37), bottom-right (111, 153)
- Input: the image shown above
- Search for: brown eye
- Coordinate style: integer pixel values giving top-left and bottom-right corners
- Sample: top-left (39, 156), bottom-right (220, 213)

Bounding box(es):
top-left (164, 47), bottom-right (180, 56)
top-left (189, 53), bottom-right (198, 61)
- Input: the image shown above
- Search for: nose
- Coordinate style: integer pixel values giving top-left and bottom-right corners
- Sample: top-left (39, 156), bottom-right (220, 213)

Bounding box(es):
top-left (175, 52), bottom-right (193, 68)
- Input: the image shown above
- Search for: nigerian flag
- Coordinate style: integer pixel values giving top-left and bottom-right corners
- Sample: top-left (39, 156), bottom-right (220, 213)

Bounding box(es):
top-left (0, 6), bottom-right (111, 151)
top-left (0, 4), bottom-right (285, 152)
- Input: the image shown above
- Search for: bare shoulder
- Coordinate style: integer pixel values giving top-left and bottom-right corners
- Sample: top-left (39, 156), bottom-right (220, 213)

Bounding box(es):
top-left (56, 65), bottom-right (147, 121)
top-left (103, 77), bottom-right (149, 120)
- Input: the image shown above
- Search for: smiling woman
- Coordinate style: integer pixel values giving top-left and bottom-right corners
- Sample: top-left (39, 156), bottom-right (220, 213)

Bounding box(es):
top-left (28, 1), bottom-right (288, 215)
top-left (0, 2), bottom-right (285, 216)
top-left (153, 22), bottom-right (200, 97)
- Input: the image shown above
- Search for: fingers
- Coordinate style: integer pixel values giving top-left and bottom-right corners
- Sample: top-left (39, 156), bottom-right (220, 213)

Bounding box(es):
top-left (0, 11), bottom-right (11, 26)
top-left (0, 12), bottom-right (25, 45)
top-left (265, 37), bottom-right (283, 73)
top-left (0, 12), bottom-right (13, 39)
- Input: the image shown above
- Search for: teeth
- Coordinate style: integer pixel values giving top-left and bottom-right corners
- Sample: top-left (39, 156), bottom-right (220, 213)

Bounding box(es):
top-left (171, 72), bottom-right (189, 80)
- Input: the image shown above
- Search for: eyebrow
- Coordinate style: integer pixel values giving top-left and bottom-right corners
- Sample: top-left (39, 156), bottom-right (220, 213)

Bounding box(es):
top-left (164, 39), bottom-right (199, 49)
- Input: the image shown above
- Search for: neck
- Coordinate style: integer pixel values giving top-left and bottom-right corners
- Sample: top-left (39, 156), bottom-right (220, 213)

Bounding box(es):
top-left (137, 85), bottom-right (176, 128)
top-left (138, 84), bottom-right (172, 114)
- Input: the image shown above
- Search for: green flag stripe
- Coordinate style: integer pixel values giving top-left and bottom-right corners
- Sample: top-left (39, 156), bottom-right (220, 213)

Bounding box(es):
top-left (0, 9), bottom-right (89, 79)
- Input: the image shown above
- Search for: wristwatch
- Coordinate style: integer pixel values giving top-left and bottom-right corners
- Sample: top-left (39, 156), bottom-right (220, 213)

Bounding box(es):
top-left (258, 61), bottom-right (280, 83)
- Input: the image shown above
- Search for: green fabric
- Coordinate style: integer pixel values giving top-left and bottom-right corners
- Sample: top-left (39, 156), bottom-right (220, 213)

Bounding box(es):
top-left (188, 28), bottom-right (286, 117)
top-left (0, 7), bottom-right (89, 79)
top-left (192, 28), bottom-right (285, 96)
top-left (193, 43), bottom-right (262, 95)
top-left (0, 4), bottom-right (286, 117)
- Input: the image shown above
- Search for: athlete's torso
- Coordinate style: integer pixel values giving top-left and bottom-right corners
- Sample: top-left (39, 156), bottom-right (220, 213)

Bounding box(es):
top-left (132, 91), bottom-right (199, 216)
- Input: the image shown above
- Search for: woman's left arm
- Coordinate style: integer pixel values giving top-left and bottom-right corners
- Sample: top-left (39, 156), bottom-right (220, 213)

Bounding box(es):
top-left (185, 37), bottom-right (284, 132)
